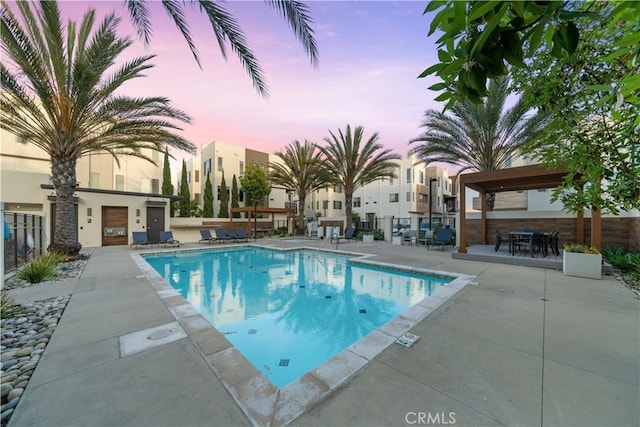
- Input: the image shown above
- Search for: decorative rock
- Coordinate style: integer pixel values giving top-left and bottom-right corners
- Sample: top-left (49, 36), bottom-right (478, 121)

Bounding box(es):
top-left (0, 383), bottom-right (12, 398)
top-left (7, 387), bottom-right (24, 401)
top-left (3, 397), bottom-right (20, 411)
top-left (14, 346), bottom-right (34, 357)
top-left (1, 372), bottom-right (18, 383)
top-left (14, 381), bottom-right (28, 390)
top-left (1, 408), bottom-right (14, 422)
top-left (2, 359), bottom-right (18, 370)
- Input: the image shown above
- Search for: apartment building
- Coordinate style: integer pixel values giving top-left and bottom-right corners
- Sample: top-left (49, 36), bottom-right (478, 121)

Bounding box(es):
top-left (1, 129), bottom-right (173, 247)
top-left (189, 141), bottom-right (289, 217)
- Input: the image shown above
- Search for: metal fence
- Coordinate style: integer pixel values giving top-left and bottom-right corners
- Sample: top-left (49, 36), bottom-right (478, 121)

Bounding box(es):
top-left (3, 212), bottom-right (45, 274)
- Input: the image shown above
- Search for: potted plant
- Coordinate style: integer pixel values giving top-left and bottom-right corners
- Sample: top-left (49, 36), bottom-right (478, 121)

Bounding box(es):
top-left (563, 244), bottom-right (602, 279)
top-left (362, 232), bottom-right (374, 243)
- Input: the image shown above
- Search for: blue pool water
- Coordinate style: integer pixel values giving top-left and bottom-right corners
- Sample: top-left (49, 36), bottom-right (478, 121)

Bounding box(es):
top-left (144, 247), bottom-right (451, 387)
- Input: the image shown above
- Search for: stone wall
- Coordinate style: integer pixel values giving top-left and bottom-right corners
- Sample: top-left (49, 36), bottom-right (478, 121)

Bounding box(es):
top-left (466, 217), bottom-right (639, 252)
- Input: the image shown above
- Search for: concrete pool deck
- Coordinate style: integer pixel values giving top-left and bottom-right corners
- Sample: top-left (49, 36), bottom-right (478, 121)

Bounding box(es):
top-left (7, 239), bottom-right (640, 426)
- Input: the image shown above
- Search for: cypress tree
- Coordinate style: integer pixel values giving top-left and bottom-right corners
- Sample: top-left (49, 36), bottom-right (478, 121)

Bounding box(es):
top-left (218, 173), bottom-right (229, 218)
top-left (231, 174), bottom-right (240, 218)
top-left (179, 160), bottom-right (190, 217)
top-left (203, 172), bottom-right (213, 217)
top-left (161, 148), bottom-right (175, 217)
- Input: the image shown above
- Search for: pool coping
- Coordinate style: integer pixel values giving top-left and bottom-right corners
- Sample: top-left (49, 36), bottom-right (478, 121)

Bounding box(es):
top-left (130, 244), bottom-right (477, 426)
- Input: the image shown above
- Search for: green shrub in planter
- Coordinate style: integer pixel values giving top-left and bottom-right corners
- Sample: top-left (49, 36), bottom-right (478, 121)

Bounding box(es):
top-left (16, 256), bottom-right (57, 283)
top-left (0, 290), bottom-right (23, 319)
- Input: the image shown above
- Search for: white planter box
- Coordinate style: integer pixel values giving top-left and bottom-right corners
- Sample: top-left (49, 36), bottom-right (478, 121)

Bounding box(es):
top-left (362, 234), bottom-right (374, 243)
top-left (392, 235), bottom-right (402, 246)
top-left (563, 252), bottom-right (602, 280)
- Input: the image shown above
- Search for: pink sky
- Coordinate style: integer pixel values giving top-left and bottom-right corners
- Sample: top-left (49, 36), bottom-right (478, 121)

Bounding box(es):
top-left (57, 1), bottom-right (444, 161)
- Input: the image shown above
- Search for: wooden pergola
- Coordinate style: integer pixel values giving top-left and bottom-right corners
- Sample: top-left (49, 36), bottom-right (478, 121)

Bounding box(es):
top-left (457, 164), bottom-right (598, 253)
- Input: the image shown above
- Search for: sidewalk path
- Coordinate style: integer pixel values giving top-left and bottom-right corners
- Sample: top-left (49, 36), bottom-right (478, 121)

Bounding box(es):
top-left (7, 242), bottom-right (639, 426)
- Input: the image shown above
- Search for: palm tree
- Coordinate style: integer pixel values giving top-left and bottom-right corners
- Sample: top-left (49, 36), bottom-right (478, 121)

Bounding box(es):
top-left (0, 1), bottom-right (195, 255)
top-left (318, 125), bottom-right (401, 229)
top-left (409, 77), bottom-right (548, 210)
top-left (270, 140), bottom-right (328, 235)
top-left (124, 0), bottom-right (319, 97)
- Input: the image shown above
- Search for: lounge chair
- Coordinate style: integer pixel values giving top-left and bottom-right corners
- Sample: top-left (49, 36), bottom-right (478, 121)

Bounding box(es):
top-left (131, 231), bottom-right (151, 249)
top-left (159, 231), bottom-right (181, 247)
top-left (224, 228), bottom-right (239, 242)
top-left (330, 227), bottom-right (357, 244)
top-left (429, 228), bottom-right (453, 251)
top-left (235, 229), bottom-right (249, 242)
top-left (214, 228), bottom-right (233, 243)
top-left (199, 229), bottom-right (216, 244)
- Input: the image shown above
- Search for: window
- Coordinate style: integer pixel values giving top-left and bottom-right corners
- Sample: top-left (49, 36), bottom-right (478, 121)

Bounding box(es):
top-left (239, 190), bottom-right (244, 202)
top-left (353, 197), bottom-right (361, 208)
top-left (151, 150), bottom-right (159, 163)
top-left (141, 178), bottom-right (151, 193)
top-left (194, 193), bottom-right (200, 203)
top-left (90, 172), bottom-right (100, 189)
top-left (187, 171), bottom-right (191, 183)
top-left (406, 168), bottom-right (411, 183)
top-left (239, 161), bottom-right (244, 174)
top-left (419, 171), bottom-right (424, 184)
top-left (389, 175), bottom-right (394, 185)
top-left (418, 193), bottom-right (426, 203)
top-left (438, 177), bottom-right (441, 187)
top-left (195, 170), bottom-right (199, 183)
top-left (406, 192), bottom-right (411, 202)
top-left (389, 193), bottom-right (399, 203)
top-left (115, 175), bottom-right (124, 191)
top-left (333, 200), bottom-right (342, 210)
top-left (333, 185), bottom-right (342, 193)
top-left (151, 179), bottom-right (159, 194)
top-left (316, 201), bottom-right (319, 209)
top-left (204, 159), bottom-right (211, 174)
top-left (322, 200), bottom-right (329, 209)
top-left (217, 156), bottom-right (223, 169)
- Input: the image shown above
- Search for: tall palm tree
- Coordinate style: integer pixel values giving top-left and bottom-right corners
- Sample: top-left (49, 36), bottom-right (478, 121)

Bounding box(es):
top-left (318, 125), bottom-right (401, 229)
top-left (124, 0), bottom-right (319, 97)
top-left (1, 1), bottom-right (196, 255)
top-left (409, 77), bottom-right (548, 210)
top-left (270, 140), bottom-right (328, 235)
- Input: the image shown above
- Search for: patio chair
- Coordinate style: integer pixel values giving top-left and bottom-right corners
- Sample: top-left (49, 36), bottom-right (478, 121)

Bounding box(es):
top-left (330, 227), bottom-right (357, 244)
top-left (512, 231), bottom-right (543, 257)
top-left (199, 229), bottom-right (216, 244)
top-left (429, 228), bottom-right (453, 251)
top-left (548, 231), bottom-right (560, 256)
top-left (131, 231), bottom-right (151, 249)
top-left (403, 230), bottom-right (418, 245)
top-left (159, 231), bottom-right (181, 247)
top-left (494, 230), bottom-right (502, 252)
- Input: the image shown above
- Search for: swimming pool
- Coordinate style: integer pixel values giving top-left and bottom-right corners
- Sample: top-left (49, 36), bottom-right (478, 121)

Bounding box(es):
top-left (143, 247), bottom-right (451, 387)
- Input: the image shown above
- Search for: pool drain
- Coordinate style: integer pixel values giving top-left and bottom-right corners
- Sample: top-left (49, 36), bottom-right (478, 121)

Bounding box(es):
top-left (147, 328), bottom-right (175, 340)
